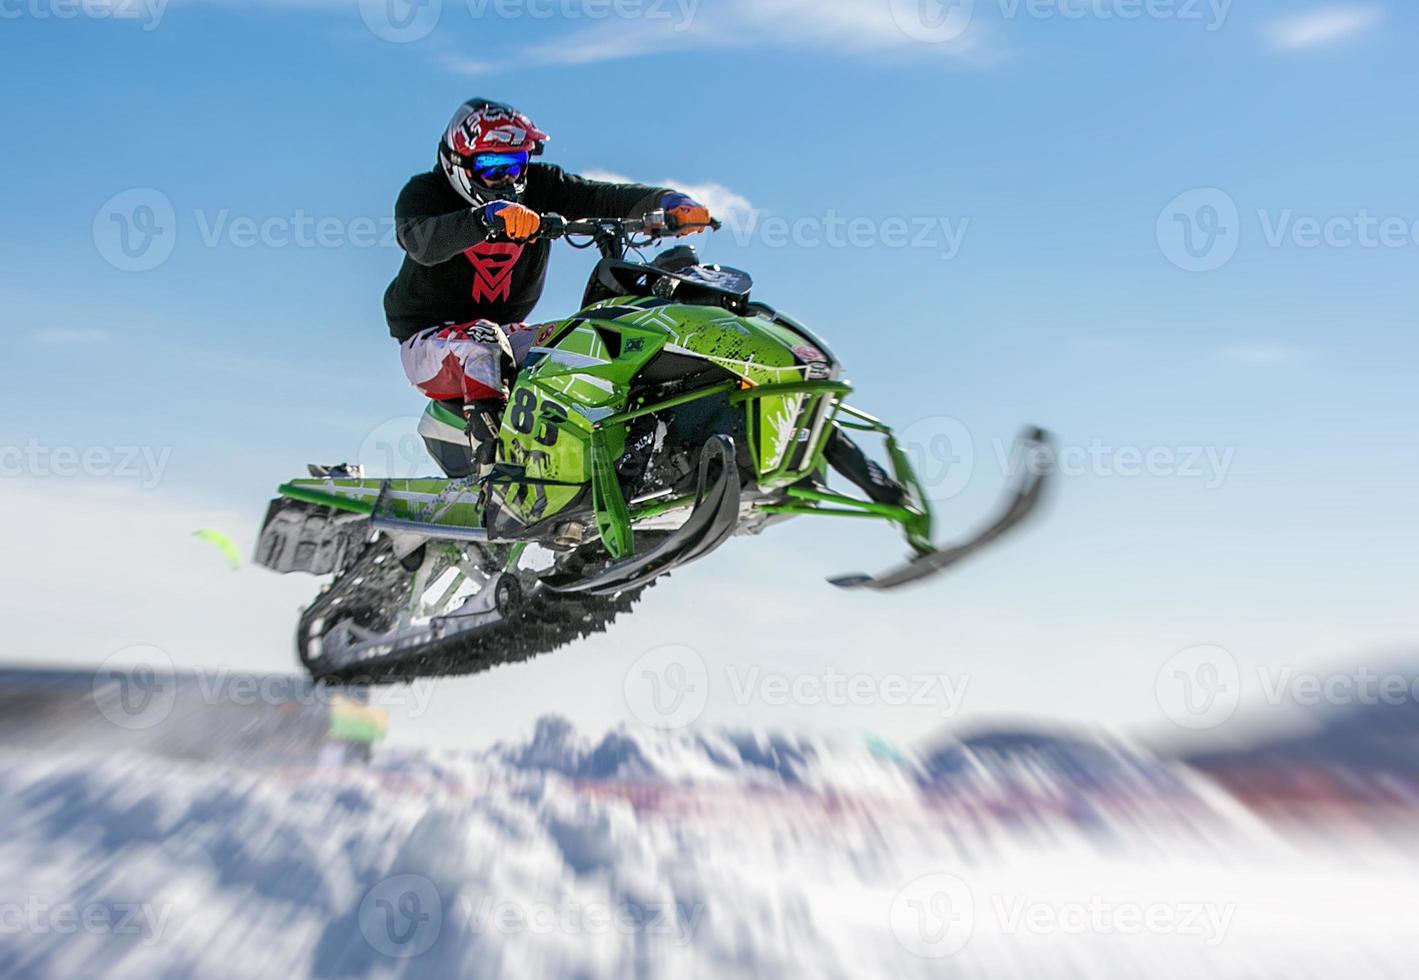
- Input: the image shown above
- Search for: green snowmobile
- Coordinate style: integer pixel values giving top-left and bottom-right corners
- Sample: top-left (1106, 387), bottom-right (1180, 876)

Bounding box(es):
top-left (255, 211), bottom-right (1053, 683)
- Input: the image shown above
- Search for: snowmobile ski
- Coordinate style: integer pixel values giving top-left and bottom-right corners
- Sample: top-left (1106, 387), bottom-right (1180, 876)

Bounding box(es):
top-left (828, 428), bottom-right (1054, 591)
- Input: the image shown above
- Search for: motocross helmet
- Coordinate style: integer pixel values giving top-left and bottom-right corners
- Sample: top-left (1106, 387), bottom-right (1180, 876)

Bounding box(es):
top-left (439, 98), bottom-right (549, 206)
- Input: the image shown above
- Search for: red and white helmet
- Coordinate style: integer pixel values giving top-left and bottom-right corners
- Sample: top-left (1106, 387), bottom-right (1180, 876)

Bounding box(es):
top-left (438, 98), bottom-right (549, 205)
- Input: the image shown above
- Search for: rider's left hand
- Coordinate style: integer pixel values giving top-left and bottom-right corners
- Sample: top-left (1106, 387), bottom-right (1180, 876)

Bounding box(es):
top-left (661, 192), bottom-right (712, 236)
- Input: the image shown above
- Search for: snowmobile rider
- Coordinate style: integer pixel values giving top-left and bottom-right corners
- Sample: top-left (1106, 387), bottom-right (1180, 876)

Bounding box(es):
top-left (384, 97), bottom-right (709, 472)
top-left (385, 97), bottom-right (907, 507)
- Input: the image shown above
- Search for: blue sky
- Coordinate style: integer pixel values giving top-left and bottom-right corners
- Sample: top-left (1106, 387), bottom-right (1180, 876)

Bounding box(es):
top-left (2, 0), bottom-right (1416, 745)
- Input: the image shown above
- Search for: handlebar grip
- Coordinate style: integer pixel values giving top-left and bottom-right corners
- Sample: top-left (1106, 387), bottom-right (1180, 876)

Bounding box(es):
top-left (538, 212), bottom-right (568, 240)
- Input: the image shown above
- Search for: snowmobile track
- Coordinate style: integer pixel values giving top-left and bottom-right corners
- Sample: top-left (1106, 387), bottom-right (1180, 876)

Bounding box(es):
top-left (299, 536), bottom-right (650, 686)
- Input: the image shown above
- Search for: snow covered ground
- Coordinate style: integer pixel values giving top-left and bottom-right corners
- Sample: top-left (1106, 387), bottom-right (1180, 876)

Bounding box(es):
top-left (2, 714), bottom-right (1416, 979)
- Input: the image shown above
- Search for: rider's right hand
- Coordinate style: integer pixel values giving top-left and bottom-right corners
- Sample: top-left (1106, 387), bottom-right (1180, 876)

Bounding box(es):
top-left (479, 201), bottom-right (541, 242)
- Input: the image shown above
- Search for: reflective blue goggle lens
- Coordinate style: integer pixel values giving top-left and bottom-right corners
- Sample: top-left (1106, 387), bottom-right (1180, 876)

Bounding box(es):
top-left (471, 151), bottom-right (530, 183)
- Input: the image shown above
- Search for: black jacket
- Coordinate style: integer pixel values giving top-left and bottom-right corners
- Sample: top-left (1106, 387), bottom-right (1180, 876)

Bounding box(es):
top-left (383, 164), bottom-right (668, 341)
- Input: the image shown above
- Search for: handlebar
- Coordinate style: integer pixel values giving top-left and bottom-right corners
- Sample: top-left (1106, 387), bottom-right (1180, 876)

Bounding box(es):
top-left (537, 209), bottom-right (721, 247)
top-left (482, 208), bottom-right (720, 260)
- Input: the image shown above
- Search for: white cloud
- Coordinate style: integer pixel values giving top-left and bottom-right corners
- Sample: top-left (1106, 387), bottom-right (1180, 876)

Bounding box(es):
top-left (436, 54), bottom-right (496, 76)
top-left (170, 0), bottom-right (999, 69)
top-left (32, 327), bottom-right (110, 345)
top-left (1264, 5), bottom-right (1384, 50)
top-left (462, 0), bottom-right (999, 72)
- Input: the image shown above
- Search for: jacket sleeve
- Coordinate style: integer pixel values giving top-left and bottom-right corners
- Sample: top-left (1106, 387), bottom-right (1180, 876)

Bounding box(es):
top-left (532, 164), bottom-right (669, 221)
top-left (394, 177), bottom-right (490, 267)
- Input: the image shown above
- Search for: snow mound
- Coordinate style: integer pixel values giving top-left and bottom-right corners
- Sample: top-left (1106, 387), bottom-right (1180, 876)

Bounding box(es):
top-left (2, 715), bottom-right (1415, 979)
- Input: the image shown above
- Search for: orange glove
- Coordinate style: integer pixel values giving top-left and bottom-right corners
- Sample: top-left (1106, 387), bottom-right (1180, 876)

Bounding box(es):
top-left (481, 201), bottom-right (541, 241)
top-left (662, 192), bottom-right (711, 236)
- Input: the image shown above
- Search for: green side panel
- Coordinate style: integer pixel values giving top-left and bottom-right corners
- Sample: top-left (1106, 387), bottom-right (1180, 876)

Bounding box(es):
top-left (579, 298), bottom-right (837, 486)
top-left (280, 478), bottom-right (483, 529)
top-left (492, 480), bottom-right (584, 527)
top-left (493, 307), bottom-right (677, 526)
top-left (590, 428), bottom-right (634, 559)
top-left (477, 296), bottom-right (851, 522)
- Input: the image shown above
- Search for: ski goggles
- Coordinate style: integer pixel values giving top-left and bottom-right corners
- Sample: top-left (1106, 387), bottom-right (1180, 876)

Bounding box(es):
top-left (469, 150), bottom-right (531, 185)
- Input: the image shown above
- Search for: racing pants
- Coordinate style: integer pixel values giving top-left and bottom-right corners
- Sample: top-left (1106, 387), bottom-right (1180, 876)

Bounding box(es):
top-left (399, 320), bottom-right (538, 405)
